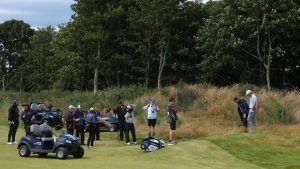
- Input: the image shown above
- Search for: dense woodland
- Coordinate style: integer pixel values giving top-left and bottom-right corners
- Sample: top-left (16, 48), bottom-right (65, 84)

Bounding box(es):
top-left (0, 0), bottom-right (300, 92)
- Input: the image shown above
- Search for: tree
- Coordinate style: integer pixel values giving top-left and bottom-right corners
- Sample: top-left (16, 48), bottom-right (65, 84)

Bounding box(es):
top-left (0, 19), bottom-right (34, 92)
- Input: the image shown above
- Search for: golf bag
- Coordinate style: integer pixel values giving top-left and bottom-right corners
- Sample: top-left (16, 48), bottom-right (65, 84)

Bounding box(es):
top-left (140, 137), bottom-right (165, 152)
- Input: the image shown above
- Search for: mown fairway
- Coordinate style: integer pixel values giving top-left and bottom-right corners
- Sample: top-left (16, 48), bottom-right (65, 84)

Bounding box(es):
top-left (1, 124), bottom-right (300, 169)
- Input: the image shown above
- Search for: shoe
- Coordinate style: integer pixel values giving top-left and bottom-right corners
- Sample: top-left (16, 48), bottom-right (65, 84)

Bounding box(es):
top-left (133, 142), bottom-right (137, 144)
top-left (168, 140), bottom-right (176, 145)
top-left (7, 142), bottom-right (13, 145)
top-left (126, 142), bottom-right (130, 145)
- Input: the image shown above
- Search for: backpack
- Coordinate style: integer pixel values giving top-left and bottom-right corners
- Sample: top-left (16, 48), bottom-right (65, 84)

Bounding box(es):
top-left (140, 137), bottom-right (165, 152)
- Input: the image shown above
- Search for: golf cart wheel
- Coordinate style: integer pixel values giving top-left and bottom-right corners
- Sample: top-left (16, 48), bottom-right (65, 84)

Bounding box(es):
top-left (19, 145), bottom-right (31, 157)
top-left (38, 153), bottom-right (48, 157)
top-left (73, 147), bottom-right (84, 158)
top-left (56, 147), bottom-right (68, 159)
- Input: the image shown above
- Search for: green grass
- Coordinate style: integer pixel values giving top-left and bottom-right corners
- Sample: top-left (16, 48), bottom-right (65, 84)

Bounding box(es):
top-left (0, 124), bottom-right (263, 169)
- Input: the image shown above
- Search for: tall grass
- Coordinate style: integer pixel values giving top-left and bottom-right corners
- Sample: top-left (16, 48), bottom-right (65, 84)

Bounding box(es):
top-left (1, 83), bottom-right (300, 138)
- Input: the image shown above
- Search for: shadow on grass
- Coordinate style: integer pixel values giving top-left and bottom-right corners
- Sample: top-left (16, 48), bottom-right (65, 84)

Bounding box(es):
top-left (26, 154), bottom-right (91, 160)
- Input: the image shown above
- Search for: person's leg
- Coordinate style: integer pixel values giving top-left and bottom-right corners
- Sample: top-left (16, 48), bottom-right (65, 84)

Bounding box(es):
top-left (152, 119), bottom-right (156, 137)
top-left (248, 111), bottom-right (254, 132)
top-left (75, 126), bottom-right (80, 137)
top-left (131, 124), bottom-right (136, 143)
top-left (12, 122), bottom-right (18, 142)
top-left (8, 123), bottom-right (13, 142)
top-left (125, 123), bottom-right (130, 143)
top-left (90, 125), bottom-right (95, 147)
top-left (80, 127), bottom-right (85, 145)
top-left (253, 111), bottom-right (256, 131)
top-left (120, 122), bottom-right (125, 141)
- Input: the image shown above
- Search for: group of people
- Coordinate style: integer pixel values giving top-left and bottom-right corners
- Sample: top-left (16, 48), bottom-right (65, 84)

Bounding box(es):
top-left (7, 97), bottom-right (179, 147)
top-left (234, 90), bottom-right (258, 133)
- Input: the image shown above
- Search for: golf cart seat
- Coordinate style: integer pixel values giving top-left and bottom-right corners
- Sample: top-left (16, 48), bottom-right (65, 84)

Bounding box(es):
top-left (40, 123), bottom-right (54, 141)
top-left (30, 124), bottom-right (42, 137)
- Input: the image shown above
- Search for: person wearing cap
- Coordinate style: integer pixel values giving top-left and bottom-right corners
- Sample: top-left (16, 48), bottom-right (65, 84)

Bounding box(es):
top-left (143, 98), bottom-right (160, 137)
top-left (246, 90), bottom-right (258, 133)
top-left (113, 101), bottom-right (126, 141)
top-left (86, 107), bottom-right (97, 148)
top-left (125, 105), bottom-right (137, 145)
top-left (20, 103), bottom-right (34, 135)
top-left (74, 105), bottom-right (86, 145)
top-left (233, 97), bottom-right (249, 131)
top-left (66, 105), bottom-right (76, 135)
top-left (167, 98), bottom-right (178, 145)
top-left (8, 100), bottom-right (20, 144)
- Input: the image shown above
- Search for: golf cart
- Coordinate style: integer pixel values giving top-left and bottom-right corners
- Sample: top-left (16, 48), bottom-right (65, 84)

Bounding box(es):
top-left (31, 103), bottom-right (64, 130)
top-left (18, 123), bottom-right (84, 160)
top-left (99, 115), bottom-right (118, 132)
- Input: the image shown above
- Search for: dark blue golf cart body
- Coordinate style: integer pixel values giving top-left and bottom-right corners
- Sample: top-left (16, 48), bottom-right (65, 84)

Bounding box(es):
top-left (18, 124), bottom-right (84, 159)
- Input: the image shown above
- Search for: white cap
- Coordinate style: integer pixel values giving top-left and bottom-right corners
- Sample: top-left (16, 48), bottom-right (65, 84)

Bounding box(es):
top-left (245, 90), bottom-right (252, 96)
top-left (77, 105), bottom-right (82, 109)
top-left (127, 105), bottom-right (131, 109)
top-left (69, 105), bottom-right (75, 109)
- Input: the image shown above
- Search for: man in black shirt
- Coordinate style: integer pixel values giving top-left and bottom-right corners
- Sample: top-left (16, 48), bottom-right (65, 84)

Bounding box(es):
top-left (113, 101), bottom-right (126, 142)
top-left (8, 100), bottom-right (20, 144)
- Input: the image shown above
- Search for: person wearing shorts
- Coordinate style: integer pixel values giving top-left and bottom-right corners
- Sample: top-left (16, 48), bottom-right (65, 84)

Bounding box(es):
top-left (143, 98), bottom-right (159, 137)
top-left (167, 98), bottom-right (177, 145)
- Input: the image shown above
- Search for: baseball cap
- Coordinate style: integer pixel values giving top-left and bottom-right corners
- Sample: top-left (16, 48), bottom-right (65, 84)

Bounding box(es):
top-left (89, 107), bottom-right (95, 111)
top-left (150, 98), bottom-right (155, 103)
top-left (69, 105), bottom-right (75, 109)
top-left (245, 90), bottom-right (252, 96)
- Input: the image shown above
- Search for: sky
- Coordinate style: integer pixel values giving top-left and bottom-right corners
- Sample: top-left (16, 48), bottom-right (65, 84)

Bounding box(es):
top-left (0, 0), bottom-right (209, 29)
top-left (0, 0), bottom-right (74, 29)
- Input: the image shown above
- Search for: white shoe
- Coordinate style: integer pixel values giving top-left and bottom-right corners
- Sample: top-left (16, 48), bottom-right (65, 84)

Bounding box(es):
top-left (133, 142), bottom-right (137, 144)
top-left (126, 142), bottom-right (130, 145)
top-left (7, 142), bottom-right (13, 145)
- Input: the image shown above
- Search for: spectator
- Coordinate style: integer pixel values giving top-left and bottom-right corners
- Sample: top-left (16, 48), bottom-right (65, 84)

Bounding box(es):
top-left (143, 98), bottom-right (160, 137)
top-left (8, 100), bottom-right (20, 144)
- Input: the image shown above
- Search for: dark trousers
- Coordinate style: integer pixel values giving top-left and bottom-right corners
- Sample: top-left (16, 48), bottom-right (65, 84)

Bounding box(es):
top-left (75, 125), bottom-right (85, 144)
top-left (95, 123), bottom-right (100, 140)
top-left (87, 124), bottom-right (95, 147)
top-left (67, 128), bottom-right (74, 135)
top-left (24, 125), bottom-right (30, 135)
top-left (8, 122), bottom-right (19, 142)
top-left (125, 123), bottom-right (136, 143)
top-left (118, 121), bottom-right (125, 141)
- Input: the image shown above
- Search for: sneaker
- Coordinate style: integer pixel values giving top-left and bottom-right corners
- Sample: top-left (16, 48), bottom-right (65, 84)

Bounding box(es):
top-left (126, 142), bottom-right (130, 145)
top-left (133, 142), bottom-right (137, 144)
top-left (168, 140), bottom-right (176, 146)
top-left (7, 142), bottom-right (13, 145)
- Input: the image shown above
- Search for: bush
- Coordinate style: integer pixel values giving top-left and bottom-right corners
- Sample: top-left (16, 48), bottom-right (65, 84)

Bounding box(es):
top-left (176, 87), bottom-right (198, 111)
top-left (265, 102), bottom-right (295, 125)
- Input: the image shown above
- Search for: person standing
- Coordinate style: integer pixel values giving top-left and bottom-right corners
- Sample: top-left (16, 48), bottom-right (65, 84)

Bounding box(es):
top-left (86, 107), bottom-right (97, 149)
top-left (113, 101), bottom-right (126, 141)
top-left (66, 105), bottom-right (76, 135)
top-left (143, 98), bottom-right (160, 137)
top-left (8, 100), bottom-right (20, 144)
top-left (94, 108), bottom-right (101, 140)
top-left (246, 90), bottom-right (258, 133)
top-left (20, 103), bottom-right (34, 135)
top-left (125, 105), bottom-right (137, 145)
top-left (74, 105), bottom-right (86, 145)
top-left (167, 98), bottom-right (178, 145)
top-left (233, 97), bottom-right (249, 132)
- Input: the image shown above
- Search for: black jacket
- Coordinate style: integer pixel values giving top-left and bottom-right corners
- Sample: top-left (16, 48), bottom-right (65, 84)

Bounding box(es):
top-left (114, 105), bottom-right (126, 122)
top-left (8, 104), bottom-right (19, 122)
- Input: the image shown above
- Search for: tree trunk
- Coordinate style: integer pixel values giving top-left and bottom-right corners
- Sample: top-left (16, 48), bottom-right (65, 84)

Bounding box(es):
top-left (20, 75), bottom-right (23, 93)
top-left (2, 75), bottom-right (5, 92)
top-left (157, 47), bottom-right (167, 89)
top-left (94, 65), bottom-right (99, 94)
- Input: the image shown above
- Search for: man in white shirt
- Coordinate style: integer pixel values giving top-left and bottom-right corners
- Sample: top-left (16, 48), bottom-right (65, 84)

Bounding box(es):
top-left (143, 98), bottom-right (160, 137)
top-left (246, 90), bottom-right (258, 133)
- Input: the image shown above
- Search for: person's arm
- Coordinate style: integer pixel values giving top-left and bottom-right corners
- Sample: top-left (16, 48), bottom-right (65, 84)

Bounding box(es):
top-left (155, 105), bottom-right (160, 113)
top-left (8, 107), bottom-right (13, 121)
top-left (143, 104), bottom-right (148, 113)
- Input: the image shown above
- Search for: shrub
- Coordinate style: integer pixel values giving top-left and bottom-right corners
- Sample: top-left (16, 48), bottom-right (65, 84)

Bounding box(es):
top-left (176, 87), bottom-right (198, 111)
top-left (265, 102), bottom-right (295, 125)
